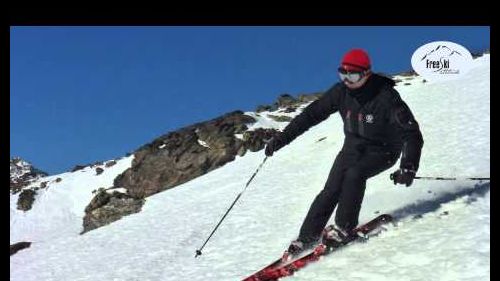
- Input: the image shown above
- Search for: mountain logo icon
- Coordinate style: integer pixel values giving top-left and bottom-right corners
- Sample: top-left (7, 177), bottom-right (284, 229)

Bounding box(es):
top-left (420, 45), bottom-right (463, 62)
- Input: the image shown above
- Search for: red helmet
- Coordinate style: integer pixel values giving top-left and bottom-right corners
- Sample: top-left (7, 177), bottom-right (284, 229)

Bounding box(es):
top-left (340, 48), bottom-right (371, 71)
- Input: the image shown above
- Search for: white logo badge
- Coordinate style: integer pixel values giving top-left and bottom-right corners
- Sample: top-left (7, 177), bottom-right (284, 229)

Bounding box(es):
top-left (411, 41), bottom-right (473, 82)
top-left (365, 114), bottom-right (374, 123)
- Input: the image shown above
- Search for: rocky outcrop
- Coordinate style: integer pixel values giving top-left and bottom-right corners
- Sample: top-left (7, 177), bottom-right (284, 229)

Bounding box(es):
top-left (298, 93), bottom-right (323, 103)
top-left (17, 189), bottom-right (37, 211)
top-left (81, 189), bottom-right (145, 234)
top-left (10, 242), bottom-right (31, 256)
top-left (398, 70), bottom-right (418, 77)
top-left (114, 111), bottom-right (258, 198)
top-left (472, 49), bottom-right (490, 58)
top-left (10, 158), bottom-right (47, 194)
top-left (10, 158), bottom-right (48, 212)
top-left (256, 104), bottom-right (275, 113)
top-left (276, 94), bottom-right (298, 108)
top-left (275, 93), bottom-right (322, 111)
top-left (71, 165), bottom-right (87, 172)
top-left (71, 161), bottom-right (105, 172)
top-left (255, 93), bottom-right (322, 113)
top-left (267, 114), bottom-right (293, 122)
top-left (242, 128), bottom-right (280, 152)
top-left (105, 160), bottom-right (117, 168)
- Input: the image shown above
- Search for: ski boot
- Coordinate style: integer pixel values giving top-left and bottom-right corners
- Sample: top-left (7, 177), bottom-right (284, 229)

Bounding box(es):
top-left (281, 239), bottom-right (316, 262)
top-left (321, 224), bottom-right (355, 251)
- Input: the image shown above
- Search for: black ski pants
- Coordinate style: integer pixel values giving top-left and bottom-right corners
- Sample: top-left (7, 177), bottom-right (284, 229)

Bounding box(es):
top-left (298, 146), bottom-right (399, 243)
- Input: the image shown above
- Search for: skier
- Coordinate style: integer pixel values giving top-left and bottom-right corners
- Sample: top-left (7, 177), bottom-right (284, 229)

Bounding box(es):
top-left (265, 48), bottom-right (424, 257)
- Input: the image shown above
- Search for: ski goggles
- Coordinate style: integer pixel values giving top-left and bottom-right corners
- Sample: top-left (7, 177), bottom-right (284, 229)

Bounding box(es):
top-left (338, 67), bottom-right (367, 83)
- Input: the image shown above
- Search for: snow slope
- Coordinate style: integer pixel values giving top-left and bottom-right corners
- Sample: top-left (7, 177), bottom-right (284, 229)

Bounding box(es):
top-left (10, 55), bottom-right (489, 281)
top-left (10, 156), bottom-right (134, 244)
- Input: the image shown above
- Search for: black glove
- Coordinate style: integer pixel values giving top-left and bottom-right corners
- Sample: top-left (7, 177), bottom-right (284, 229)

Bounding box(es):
top-left (390, 168), bottom-right (416, 187)
top-left (265, 134), bottom-right (287, 157)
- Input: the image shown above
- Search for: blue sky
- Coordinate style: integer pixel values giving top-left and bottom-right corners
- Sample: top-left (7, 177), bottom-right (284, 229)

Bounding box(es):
top-left (10, 26), bottom-right (490, 174)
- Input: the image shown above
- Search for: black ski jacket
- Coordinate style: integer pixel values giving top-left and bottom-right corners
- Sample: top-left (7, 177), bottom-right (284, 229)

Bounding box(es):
top-left (280, 74), bottom-right (424, 171)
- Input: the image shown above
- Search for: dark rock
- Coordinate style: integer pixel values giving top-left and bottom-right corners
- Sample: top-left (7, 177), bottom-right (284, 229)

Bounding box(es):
top-left (10, 242), bottom-right (31, 256)
top-left (316, 137), bottom-right (327, 143)
top-left (256, 104), bottom-right (274, 113)
top-left (85, 188), bottom-right (108, 212)
top-left (237, 145), bottom-right (247, 157)
top-left (298, 93), bottom-right (322, 103)
top-left (422, 79), bottom-right (427, 83)
top-left (267, 114), bottom-right (293, 122)
top-left (114, 110), bottom-right (257, 198)
top-left (55, 178), bottom-right (62, 183)
top-left (404, 83), bottom-right (411, 86)
top-left (234, 124), bottom-right (248, 134)
top-left (398, 70), bottom-right (418, 77)
top-left (243, 128), bottom-right (280, 152)
top-left (105, 160), bottom-right (117, 168)
top-left (40, 181), bottom-right (48, 188)
top-left (276, 94), bottom-right (297, 108)
top-left (256, 93), bottom-right (321, 114)
top-left (95, 167), bottom-right (104, 176)
top-left (90, 161), bottom-right (104, 168)
top-left (11, 186), bottom-right (23, 195)
top-left (81, 190), bottom-right (145, 234)
top-left (472, 49), bottom-right (489, 58)
top-left (17, 189), bottom-right (37, 211)
top-left (72, 165), bottom-right (87, 172)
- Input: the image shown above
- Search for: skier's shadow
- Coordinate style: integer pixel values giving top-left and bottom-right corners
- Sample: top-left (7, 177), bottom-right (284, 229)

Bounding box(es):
top-left (390, 182), bottom-right (490, 221)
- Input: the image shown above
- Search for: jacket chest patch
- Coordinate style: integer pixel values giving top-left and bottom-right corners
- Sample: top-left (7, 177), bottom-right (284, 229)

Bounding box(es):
top-left (346, 110), bottom-right (375, 124)
top-left (365, 114), bottom-right (374, 123)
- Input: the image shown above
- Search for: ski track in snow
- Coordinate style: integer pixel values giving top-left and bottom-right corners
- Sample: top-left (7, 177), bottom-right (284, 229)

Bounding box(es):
top-left (10, 55), bottom-right (489, 281)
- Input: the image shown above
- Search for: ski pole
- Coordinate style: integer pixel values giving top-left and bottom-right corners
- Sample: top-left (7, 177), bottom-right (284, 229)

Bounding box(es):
top-left (390, 174), bottom-right (490, 181)
top-left (195, 156), bottom-right (268, 258)
top-left (414, 176), bottom-right (490, 181)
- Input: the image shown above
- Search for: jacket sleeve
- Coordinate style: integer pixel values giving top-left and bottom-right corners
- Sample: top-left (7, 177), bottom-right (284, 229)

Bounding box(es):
top-left (280, 84), bottom-right (342, 145)
top-left (390, 96), bottom-right (424, 171)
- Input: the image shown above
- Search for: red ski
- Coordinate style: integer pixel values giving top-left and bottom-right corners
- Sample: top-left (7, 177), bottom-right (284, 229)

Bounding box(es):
top-left (242, 214), bottom-right (393, 281)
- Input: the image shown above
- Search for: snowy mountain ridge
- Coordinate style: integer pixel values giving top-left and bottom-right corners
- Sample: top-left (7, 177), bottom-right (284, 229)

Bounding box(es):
top-left (10, 157), bottom-right (48, 192)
